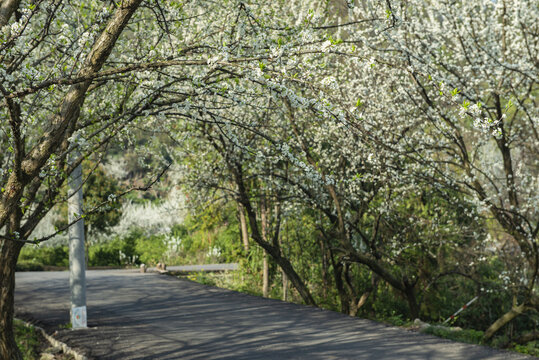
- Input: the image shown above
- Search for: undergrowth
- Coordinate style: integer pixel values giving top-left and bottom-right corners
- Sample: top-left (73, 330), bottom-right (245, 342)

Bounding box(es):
top-left (14, 319), bottom-right (40, 360)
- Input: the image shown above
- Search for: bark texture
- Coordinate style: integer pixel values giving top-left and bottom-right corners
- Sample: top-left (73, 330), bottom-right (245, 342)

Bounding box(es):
top-left (238, 204), bottom-right (250, 252)
top-left (0, 239), bottom-right (23, 360)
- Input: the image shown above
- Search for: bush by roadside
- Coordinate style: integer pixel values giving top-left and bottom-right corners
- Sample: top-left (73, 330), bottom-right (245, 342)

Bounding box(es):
top-left (16, 261), bottom-right (45, 272)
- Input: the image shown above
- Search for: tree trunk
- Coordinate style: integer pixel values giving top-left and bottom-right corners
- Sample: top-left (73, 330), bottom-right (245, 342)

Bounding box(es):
top-left (282, 270), bottom-right (289, 301)
top-left (484, 303), bottom-right (529, 340)
top-left (238, 204), bottom-right (249, 253)
top-left (272, 254), bottom-right (316, 305)
top-left (344, 263), bottom-right (361, 316)
top-left (0, 238), bottom-right (23, 360)
top-left (279, 230), bottom-right (288, 301)
top-left (356, 291), bottom-right (370, 310)
top-left (260, 197), bottom-right (269, 297)
top-left (359, 274), bottom-right (378, 312)
top-left (404, 285), bottom-right (420, 320)
top-left (319, 236), bottom-right (329, 298)
top-left (331, 258), bottom-right (351, 314)
top-left (262, 252), bottom-right (269, 297)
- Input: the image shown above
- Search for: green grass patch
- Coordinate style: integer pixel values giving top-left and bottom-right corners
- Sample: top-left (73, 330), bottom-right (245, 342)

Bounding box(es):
top-left (177, 270), bottom-right (263, 297)
top-left (184, 271), bottom-right (217, 286)
top-left (14, 319), bottom-right (40, 360)
top-left (422, 326), bottom-right (484, 345)
top-left (380, 312), bottom-right (412, 327)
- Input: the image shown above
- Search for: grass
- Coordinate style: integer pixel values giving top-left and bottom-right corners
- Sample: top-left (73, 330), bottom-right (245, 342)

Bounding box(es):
top-left (14, 319), bottom-right (40, 360)
top-left (177, 270), bottom-right (265, 297)
top-left (380, 313), bottom-right (413, 327)
top-left (184, 271), bottom-right (217, 286)
top-left (14, 319), bottom-right (76, 360)
top-left (421, 325), bottom-right (539, 357)
top-left (421, 326), bottom-right (484, 345)
top-left (512, 342), bottom-right (539, 357)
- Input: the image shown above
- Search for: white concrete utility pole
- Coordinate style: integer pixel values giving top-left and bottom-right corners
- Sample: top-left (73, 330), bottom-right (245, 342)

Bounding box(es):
top-left (67, 152), bottom-right (87, 329)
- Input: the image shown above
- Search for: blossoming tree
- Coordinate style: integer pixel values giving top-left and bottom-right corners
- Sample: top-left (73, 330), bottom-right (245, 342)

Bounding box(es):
top-left (0, 0), bottom-right (339, 357)
top-left (331, 0), bottom-right (538, 339)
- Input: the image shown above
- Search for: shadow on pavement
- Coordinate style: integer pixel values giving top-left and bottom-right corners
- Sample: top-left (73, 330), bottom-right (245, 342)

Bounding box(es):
top-left (15, 271), bottom-right (531, 360)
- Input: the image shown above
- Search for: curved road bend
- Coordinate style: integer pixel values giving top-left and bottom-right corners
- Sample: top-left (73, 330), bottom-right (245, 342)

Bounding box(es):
top-left (15, 270), bottom-right (533, 360)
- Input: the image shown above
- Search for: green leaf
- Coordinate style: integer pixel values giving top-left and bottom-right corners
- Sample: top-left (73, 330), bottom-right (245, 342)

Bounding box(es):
top-left (505, 99), bottom-right (513, 110)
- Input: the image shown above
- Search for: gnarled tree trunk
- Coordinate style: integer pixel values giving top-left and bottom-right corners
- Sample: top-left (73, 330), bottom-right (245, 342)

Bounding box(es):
top-left (0, 238), bottom-right (23, 360)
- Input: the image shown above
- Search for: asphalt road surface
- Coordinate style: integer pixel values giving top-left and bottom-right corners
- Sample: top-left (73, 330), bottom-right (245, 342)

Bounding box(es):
top-left (15, 270), bottom-right (532, 360)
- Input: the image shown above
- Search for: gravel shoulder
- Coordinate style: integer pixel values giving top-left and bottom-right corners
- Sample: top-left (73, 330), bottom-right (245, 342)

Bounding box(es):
top-left (15, 270), bottom-right (535, 360)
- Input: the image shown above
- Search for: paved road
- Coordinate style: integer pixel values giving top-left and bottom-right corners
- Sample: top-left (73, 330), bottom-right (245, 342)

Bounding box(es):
top-left (15, 270), bottom-right (532, 360)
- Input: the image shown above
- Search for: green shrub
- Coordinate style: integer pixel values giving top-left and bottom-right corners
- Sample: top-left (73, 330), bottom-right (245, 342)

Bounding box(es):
top-left (89, 232), bottom-right (141, 266)
top-left (513, 342), bottom-right (539, 357)
top-left (383, 312), bottom-right (410, 327)
top-left (15, 261), bottom-right (45, 272)
top-left (89, 241), bottom-right (123, 266)
top-left (423, 326), bottom-right (484, 345)
top-left (135, 234), bottom-right (166, 265)
top-left (367, 284), bottom-right (410, 321)
top-left (18, 245), bottom-right (69, 267)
